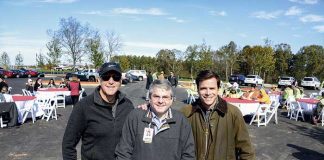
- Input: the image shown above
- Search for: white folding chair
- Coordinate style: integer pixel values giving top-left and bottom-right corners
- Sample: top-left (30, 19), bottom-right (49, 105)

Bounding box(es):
top-left (186, 89), bottom-right (196, 104)
top-left (0, 113), bottom-right (8, 128)
top-left (22, 89), bottom-right (33, 96)
top-left (320, 107), bottom-right (324, 126)
top-left (309, 92), bottom-right (318, 98)
top-left (21, 99), bottom-right (37, 124)
top-left (56, 94), bottom-right (66, 108)
top-left (266, 101), bottom-right (280, 124)
top-left (8, 87), bottom-right (12, 94)
top-left (289, 101), bottom-right (305, 121)
top-left (42, 96), bottom-right (58, 121)
top-left (22, 89), bottom-right (28, 96)
top-left (249, 104), bottom-right (269, 127)
top-left (79, 88), bottom-right (85, 101)
top-left (285, 96), bottom-right (296, 117)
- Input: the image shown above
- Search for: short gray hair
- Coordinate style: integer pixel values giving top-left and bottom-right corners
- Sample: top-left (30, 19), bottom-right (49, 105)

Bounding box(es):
top-left (148, 79), bottom-right (174, 98)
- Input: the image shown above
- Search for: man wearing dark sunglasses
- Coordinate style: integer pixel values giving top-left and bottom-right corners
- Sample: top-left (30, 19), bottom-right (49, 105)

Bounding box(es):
top-left (62, 62), bottom-right (135, 160)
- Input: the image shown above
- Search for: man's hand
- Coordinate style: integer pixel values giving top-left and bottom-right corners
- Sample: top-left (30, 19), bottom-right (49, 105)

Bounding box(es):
top-left (137, 103), bottom-right (148, 110)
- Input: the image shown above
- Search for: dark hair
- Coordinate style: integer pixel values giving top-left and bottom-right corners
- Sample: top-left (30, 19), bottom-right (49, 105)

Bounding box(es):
top-left (195, 70), bottom-right (221, 89)
top-left (48, 78), bottom-right (56, 85)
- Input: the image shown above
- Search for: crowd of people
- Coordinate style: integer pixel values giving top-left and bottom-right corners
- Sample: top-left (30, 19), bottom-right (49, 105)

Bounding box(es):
top-left (2, 63), bottom-right (324, 159)
top-left (62, 62), bottom-right (256, 160)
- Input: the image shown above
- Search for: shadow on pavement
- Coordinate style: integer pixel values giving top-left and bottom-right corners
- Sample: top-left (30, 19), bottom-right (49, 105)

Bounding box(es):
top-left (287, 144), bottom-right (324, 160)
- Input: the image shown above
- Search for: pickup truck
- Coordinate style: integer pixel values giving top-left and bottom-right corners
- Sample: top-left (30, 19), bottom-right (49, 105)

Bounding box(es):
top-left (65, 69), bottom-right (99, 82)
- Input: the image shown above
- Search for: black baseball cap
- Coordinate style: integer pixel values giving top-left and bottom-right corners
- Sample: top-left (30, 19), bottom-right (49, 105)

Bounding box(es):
top-left (98, 62), bottom-right (121, 76)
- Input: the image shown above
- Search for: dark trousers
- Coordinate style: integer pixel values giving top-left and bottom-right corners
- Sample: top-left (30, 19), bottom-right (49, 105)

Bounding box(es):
top-left (71, 95), bottom-right (80, 105)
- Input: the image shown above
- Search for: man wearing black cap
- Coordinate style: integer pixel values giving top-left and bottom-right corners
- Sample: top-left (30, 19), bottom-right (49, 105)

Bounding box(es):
top-left (62, 62), bottom-right (135, 160)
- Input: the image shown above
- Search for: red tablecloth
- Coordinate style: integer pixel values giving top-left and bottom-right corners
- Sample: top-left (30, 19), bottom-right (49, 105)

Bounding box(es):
top-left (38, 88), bottom-right (69, 92)
top-left (297, 98), bottom-right (319, 104)
top-left (223, 98), bottom-right (259, 103)
top-left (12, 95), bottom-right (36, 101)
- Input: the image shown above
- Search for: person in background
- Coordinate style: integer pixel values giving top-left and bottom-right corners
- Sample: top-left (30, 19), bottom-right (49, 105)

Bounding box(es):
top-left (115, 80), bottom-right (195, 160)
top-left (257, 88), bottom-right (271, 104)
top-left (59, 78), bottom-right (69, 88)
top-left (47, 78), bottom-right (57, 88)
top-left (145, 71), bottom-right (153, 101)
top-left (62, 62), bottom-right (134, 160)
top-left (158, 71), bottom-right (165, 80)
top-left (0, 76), bottom-right (8, 92)
top-left (152, 71), bottom-right (158, 81)
top-left (312, 92), bottom-right (324, 125)
top-left (68, 75), bottom-right (81, 105)
top-left (33, 78), bottom-right (43, 92)
top-left (281, 85), bottom-right (294, 107)
top-left (0, 86), bottom-right (13, 102)
top-left (292, 85), bottom-right (302, 99)
top-left (167, 72), bottom-right (178, 88)
top-left (181, 70), bottom-right (255, 159)
top-left (26, 79), bottom-right (34, 93)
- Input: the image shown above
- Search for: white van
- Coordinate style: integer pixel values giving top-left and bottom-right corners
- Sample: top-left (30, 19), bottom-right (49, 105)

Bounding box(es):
top-left (126, 70), bottom-right (147, 81)
top-left (278, 76), bottom-right (295, 88)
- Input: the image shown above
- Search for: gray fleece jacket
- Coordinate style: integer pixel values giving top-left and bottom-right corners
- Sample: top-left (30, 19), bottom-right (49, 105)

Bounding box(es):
top-left (115, 107), bottom-right (196, 160)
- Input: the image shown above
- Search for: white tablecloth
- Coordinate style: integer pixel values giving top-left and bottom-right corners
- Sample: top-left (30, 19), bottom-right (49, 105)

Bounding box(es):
top-left (229, 102), bottom-right (260, 116)
top-left (36, 90), bottom-right (71, 97)
top-left (298, 102), bottom-right (317, 114)
top-left (14, 97), bottom-right (44, 123)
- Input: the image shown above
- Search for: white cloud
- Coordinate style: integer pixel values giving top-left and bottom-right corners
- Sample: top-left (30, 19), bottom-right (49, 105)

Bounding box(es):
top-left (78, 11), bottom-right (104, 15)
top-left (238, 33), bottom-right (247, 38)
top-left (124, 41), bottom-right (187, 50)
top-left (285, 6), bottom-right (303, 16)
top-left (39, 0), bottom-right (78, 3)
top-left (167, 17), bottom-right (185, 23)
top-left (289, 0), bottom-right (319, 5)
top-left (111, 8), bottom-right (167, 16)
top-left (251, 10), bottom-right (282, 20)
top-left (300, 14), bottom-right (324, 22)
top-left (313, 25), bottom-right (324, 32)
top-left (209, 10), bottom-right (227, 16)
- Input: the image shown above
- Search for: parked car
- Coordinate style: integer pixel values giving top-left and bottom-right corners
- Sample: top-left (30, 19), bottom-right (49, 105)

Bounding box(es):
top-left (20, 68), bottom-right (40, 77)
top-left (229, 74), bottom-right (246, 85)
top-left (65, 72), bottom-right (89, 81)
top-left (125, 70), bottom-right (147, 81)
top-left (301, 76), bottom-right (321, 90)
top-left (0, 69), bottom-right (15, 78)
top-left (125, 72), bottom-right (141, 83)
top-left (10, 69), bottom-right (28, 78)
top-left (278, 76), bottom-right (295, 88)
top-left (244, 75), bottom-right (264, 85)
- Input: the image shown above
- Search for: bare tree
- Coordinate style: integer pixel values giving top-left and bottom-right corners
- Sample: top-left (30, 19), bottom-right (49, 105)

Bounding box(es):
top-left (57, 17), bottom-right (89, 69)
top-left (105, 30), bottom-right (122, 62)
top-left (36, 52), bottom-right (46, 68)
top-left (1, 52), bottom-right (11, 69)
top-left (15, 52), bottom-right (23, 67)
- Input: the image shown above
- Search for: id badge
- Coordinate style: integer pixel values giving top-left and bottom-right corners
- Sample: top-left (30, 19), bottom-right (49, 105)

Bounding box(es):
top-left (143, 127), bottom-right (154, 143)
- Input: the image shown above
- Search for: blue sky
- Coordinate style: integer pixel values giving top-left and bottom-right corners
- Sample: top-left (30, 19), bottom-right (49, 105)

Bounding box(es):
top-left (1, 0), bottom-right (324, 65)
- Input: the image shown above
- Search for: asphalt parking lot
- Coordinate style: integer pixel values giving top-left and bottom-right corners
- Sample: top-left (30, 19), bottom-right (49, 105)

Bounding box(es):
top-left (0, 77), bottom-right (323, 160)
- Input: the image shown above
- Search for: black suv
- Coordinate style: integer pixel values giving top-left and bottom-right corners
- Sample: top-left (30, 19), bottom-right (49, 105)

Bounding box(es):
top-left (229, 74), bottom-right (246, 85)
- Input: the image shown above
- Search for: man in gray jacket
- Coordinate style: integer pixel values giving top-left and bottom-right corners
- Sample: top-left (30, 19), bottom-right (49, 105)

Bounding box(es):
top-left (62, 62), bottom-right (134, 160)
top-left (115, 79), bottom-right (195, 160)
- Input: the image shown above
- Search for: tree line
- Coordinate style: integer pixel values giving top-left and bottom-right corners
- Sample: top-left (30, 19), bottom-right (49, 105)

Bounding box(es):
top-left (1, 16), bottom-right (323, 83)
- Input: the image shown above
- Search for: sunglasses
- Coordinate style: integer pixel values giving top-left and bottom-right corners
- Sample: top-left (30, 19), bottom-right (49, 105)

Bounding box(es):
top-left (101, 74), bottom-right (121, 81)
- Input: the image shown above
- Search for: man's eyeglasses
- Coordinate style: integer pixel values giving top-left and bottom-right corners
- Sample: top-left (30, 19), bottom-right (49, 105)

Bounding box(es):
top-left (101, 74), bottom-right (121, 81)
top-left (151, 95), bottom-right (172, 101)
